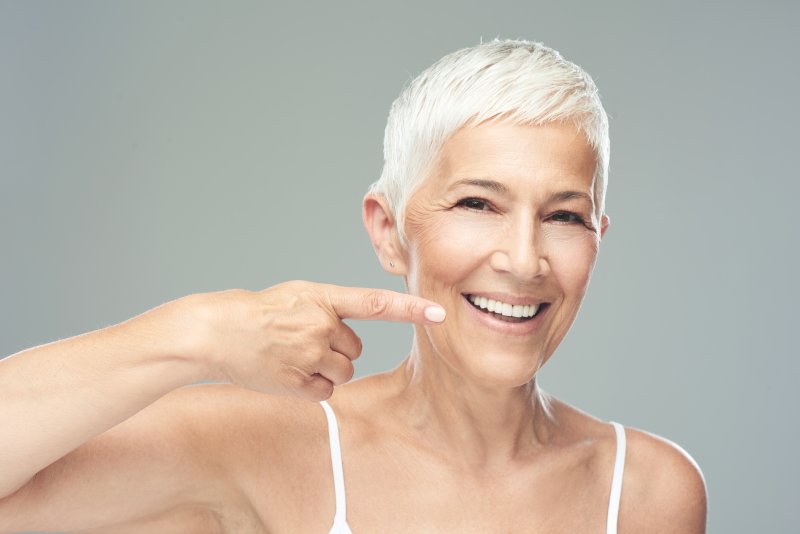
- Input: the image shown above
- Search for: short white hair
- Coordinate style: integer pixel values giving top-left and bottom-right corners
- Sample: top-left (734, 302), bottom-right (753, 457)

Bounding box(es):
top-left (367, 38), bottom-right (610, 248)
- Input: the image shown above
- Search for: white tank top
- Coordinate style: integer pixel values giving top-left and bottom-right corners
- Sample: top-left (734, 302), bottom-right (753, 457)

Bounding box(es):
top-left (320, 400), bottom-right (626, 533)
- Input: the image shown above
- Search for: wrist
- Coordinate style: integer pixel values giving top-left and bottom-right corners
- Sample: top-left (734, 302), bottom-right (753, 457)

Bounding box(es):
top-left (168, 292), bottom-right (230, 383)
top-left (111, 294), bottom-right (213, 385)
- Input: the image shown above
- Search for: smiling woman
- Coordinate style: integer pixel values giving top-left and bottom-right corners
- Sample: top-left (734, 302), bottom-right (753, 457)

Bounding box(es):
top-left (0, 39), bottom-right (706, 534)
top-left (379, 121), bottom-right (606, 377)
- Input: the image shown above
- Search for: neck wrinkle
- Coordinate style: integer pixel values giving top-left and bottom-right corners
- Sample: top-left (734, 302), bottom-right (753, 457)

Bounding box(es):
top-left (388, 335), bottom-right (557, 474)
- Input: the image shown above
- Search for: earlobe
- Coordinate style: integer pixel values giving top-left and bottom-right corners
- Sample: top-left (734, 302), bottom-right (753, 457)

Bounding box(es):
top-left (599, 213), bottom-right (610, 239)
top-left (362, 192), bottom-right (406, 273)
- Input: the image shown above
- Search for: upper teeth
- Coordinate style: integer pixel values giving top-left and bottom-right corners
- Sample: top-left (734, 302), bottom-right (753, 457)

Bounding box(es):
top-left (467, 294), bottom-right (540, 318)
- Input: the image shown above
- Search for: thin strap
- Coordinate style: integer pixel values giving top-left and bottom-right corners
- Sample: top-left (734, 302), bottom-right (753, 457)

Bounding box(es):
top-left (320, 400), bottom-right (348, 524)
top-left (606, 421), bottom-right (626, 534)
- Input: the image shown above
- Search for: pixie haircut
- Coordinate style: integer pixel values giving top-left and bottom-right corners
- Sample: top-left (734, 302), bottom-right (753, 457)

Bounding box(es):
top-left (367, 38), bottom-right (610, 248)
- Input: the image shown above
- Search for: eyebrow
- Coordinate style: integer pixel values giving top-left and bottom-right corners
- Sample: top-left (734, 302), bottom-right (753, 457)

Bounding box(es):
top-left (549, 190), bottom-right (593, 204)
top-left (448, 178), bottom-right (593, 204)
top-left (448, 178), bottom-right (510, 194)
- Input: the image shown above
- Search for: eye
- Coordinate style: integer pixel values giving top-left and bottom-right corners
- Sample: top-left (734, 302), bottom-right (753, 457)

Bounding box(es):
top-left (455, 197), bottom-right (491, 212)
top-left (549, 211), bottom-right (586, 224)
top-left (548, 211), bottom-right (597, 231)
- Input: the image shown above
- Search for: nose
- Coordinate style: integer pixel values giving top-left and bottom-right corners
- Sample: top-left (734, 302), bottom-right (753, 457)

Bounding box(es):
top-left (489, 212), bottom-right (550, 280)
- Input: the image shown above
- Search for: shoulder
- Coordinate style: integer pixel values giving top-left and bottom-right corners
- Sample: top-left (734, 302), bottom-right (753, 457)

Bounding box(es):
top-left (619, 425), bottom-right (708, 533)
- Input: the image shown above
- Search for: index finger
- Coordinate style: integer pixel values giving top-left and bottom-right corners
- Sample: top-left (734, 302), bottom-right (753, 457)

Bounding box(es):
top-left (323, 285), bottom-right (446, 324)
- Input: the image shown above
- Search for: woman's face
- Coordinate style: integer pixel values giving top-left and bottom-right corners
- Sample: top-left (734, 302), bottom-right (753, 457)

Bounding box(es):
top-left (402, 120), bottom-right (608, 387)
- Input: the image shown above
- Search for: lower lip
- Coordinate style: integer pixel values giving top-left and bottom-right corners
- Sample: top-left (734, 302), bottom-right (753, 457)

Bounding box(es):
top-left (461, 295), bottom-right (548, 337)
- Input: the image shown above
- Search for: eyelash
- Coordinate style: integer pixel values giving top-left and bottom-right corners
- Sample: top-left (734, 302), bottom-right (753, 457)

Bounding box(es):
top-left (455, 197), bottom-right (493, 212)
top-left (454, 197), bottom-right (589, 226)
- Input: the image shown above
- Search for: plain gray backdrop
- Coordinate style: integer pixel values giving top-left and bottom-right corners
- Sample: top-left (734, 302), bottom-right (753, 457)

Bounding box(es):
top-left (1, 1), bottom-right (797, 532)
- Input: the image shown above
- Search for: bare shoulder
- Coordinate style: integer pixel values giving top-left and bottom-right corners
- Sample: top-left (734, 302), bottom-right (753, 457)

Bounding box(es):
top-left (619, 425), bottom-right (708, 533)
top-left (540, 395), bottom-right (707, 533)
top-left (0, 382), bottom-right (327, 534)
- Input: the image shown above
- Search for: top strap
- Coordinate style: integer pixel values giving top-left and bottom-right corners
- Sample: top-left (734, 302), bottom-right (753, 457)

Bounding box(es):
top-left (606, 421), bottom-right (626, 534)
top-left (320, 402), bottom-right (625, 534)
top-left (320, 400), bottom-right (348, 524)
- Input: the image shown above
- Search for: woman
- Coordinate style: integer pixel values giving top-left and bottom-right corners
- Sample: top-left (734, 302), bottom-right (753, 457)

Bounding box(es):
top-left (0, 39), bottom-right (707, 533)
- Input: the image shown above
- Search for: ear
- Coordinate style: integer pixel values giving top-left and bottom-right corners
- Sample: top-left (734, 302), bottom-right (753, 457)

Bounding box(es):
top-left (599, 213), bottom-right (610, 239)
top-left (362, 192), bottom-right (408, 275)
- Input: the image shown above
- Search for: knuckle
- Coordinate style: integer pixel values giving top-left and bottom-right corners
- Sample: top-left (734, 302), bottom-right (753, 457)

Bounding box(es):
top-left (365, 291), bottom-right (390, 317)
top-left (302, 369), bottom-right (322, 387)
top-left (404, 298), bottom-right (420, 319)
top-left (325, 315), bottom-right (341, 332)
top-left (284, 279), bottom-right (305, 290)
top-left (344, 361), bottom-right (355, 382)
top-left (285, 366), bottom-right (310, 389)
top-left (313, 347), bottom-right (329, 366)
top-left (276, 280), bottom-right (309, 300)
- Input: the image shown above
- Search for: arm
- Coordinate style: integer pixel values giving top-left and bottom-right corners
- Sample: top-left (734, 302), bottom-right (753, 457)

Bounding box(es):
top-left (0, 282), bottom-right (444, 532)
top-left (0, 296), bottom-right (234, 533)
top-left (0, 385), bottom-right (236, 534)
top-left (0, 296), bottom-right (206, 499)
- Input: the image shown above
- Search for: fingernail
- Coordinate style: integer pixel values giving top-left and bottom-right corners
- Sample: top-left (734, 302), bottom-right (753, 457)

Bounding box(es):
top-left (424, 306), bottom-right (446, 322)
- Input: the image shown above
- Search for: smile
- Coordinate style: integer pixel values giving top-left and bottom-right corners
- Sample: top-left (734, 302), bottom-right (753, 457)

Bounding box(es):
top-left (463, 293), bottom-right (548, 324)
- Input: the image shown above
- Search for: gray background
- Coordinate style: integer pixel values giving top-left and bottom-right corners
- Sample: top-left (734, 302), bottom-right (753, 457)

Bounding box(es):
top-left (1, 1), bottom-right (797, 532)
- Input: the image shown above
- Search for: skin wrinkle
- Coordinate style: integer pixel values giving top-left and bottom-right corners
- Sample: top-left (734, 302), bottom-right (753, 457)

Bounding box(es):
top-left (447, 177), bottom-right (595, 213)
top-left (380, 120), bottom-right (609, 473)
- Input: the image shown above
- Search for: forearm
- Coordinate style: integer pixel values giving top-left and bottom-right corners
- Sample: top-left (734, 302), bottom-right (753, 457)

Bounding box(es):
top-left (0, 298), bottom-right (208, 498)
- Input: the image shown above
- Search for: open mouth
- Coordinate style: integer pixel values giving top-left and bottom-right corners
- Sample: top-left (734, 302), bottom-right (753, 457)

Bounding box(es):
top-left (463, 294), bottom-right (549, 323)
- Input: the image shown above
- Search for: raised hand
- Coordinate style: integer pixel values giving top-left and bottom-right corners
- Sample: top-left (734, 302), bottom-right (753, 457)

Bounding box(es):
top-left (193, 280), bottom-right (446, 401)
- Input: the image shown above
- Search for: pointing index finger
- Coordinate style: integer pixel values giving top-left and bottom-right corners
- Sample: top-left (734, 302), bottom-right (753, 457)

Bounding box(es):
top-left (325, 286), bottom-right (446, 324)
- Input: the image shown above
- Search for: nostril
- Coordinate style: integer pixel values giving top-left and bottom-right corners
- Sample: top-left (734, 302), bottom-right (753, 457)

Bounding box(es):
top-left (488, 250), bottom-right (549, 279)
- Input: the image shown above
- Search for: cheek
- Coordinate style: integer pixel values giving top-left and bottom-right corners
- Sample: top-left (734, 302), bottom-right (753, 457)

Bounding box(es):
top-left (546, 232), bottom-right (600, 296)
top-left (405, 211), bottom-right (499, 292)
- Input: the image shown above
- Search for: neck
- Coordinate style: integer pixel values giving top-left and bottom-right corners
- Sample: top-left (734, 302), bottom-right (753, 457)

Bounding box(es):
top-left (385, 333), bottom-right (557, 473)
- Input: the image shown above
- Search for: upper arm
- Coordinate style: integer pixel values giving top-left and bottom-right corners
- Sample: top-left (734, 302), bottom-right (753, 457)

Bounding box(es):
top-left (621, 428), bottom-right (708, 534)
top-left (0, 384), bottom-right (246, 533)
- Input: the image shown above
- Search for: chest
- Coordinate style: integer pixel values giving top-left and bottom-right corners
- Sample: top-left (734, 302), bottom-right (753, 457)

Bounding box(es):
top-left (250, 431), bottom-right (615, 534)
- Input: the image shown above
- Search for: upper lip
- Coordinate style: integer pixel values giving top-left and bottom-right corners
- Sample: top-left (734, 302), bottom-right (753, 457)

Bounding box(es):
top-left (462, 292), bottom-right (547, 306)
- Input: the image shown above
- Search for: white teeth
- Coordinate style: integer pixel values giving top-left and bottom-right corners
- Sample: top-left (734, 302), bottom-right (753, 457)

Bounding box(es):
top-left (467, 294), bottom-right (541, 318)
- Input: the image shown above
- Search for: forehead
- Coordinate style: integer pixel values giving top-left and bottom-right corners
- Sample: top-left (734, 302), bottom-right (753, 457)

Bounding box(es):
top-left (429, 121), bottom-right (596, 191)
